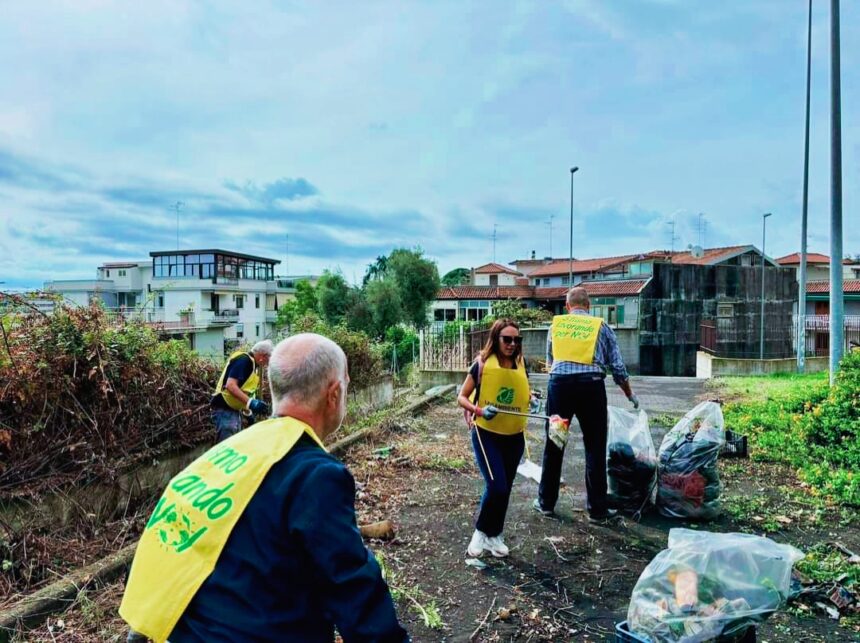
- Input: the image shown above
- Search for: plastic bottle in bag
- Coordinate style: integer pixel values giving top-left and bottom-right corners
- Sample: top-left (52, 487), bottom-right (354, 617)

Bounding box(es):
top-left (627, 529), bottom-right (803, 643)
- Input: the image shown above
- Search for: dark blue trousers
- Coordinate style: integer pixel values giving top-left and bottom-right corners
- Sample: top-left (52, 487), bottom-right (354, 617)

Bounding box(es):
top-left (471, 428), bottom-right (525, 537)
top-left (538, 374), bottom-right (609, 516)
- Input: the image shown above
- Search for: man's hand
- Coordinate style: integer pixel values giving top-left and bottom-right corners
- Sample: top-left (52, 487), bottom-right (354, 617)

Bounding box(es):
top-left (628, 394), bottom-right (640, 411)
top-left (248, 398), bottom-right (270, 416)
top-left (477, 405), bottom-right (498, 421)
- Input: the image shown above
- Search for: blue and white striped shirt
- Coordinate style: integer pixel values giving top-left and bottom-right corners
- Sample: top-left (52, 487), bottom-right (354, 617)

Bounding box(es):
top-left (546, 309), bottom-right (630, 385)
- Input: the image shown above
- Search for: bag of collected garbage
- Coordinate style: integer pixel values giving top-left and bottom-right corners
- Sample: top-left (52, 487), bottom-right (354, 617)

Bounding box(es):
top-left (606, 407), bottom-right (657, 513)
top-left (657, 402), bottom-right (725, 520)
top-left (627, 528), bottom-right (803, 643)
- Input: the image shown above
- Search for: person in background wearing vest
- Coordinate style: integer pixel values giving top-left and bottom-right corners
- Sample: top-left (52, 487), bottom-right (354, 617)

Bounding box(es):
top-left (533, 287), bottom-right (639, 524)
top-left (121, 333), bottom-right (409, 643)
top-left (210, 340), bottom-right (273, 442)
top-left (457, 319), bottom-right (533, 559)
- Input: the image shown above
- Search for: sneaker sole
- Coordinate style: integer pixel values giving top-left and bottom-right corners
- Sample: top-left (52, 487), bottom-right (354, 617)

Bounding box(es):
top-left (489, 549), bottom-right (508, 558)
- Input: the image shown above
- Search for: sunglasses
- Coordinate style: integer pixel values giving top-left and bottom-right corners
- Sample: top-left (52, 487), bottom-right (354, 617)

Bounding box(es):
top-left (500, 336), bottom-right (523, 346)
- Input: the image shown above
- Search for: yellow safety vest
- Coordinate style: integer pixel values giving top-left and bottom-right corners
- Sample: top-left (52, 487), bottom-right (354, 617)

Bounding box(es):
top-left (551, 314), bottom-right (603, 365)
top-left (119, 416), bottom-right (325, 643)
top-left (213, 351), bottom-right (260, 411)
top-left (474, 354), bottom-right (530, 435)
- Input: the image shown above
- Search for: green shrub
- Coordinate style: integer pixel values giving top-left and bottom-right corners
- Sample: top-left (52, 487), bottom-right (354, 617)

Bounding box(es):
top-left (722, 354), bottom-right (860, 506)
top-left (292, 313), bottom-right (384, 389)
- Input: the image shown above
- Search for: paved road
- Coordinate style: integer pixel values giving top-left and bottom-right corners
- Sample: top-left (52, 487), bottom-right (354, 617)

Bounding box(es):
top-left (516, 375), bottom-right (707, 509)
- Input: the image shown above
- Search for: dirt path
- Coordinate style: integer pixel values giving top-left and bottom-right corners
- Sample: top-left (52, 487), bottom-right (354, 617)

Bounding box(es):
top-left (12, 382), bottom-right (860, 642)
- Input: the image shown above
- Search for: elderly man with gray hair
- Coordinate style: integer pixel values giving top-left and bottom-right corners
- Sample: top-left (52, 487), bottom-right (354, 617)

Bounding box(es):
top-left (533, 287), bottom-right (638, 525)
top-left (210, 339), bottom-right (274, 442)
top-left (121, 333), bottom-right (409, 643)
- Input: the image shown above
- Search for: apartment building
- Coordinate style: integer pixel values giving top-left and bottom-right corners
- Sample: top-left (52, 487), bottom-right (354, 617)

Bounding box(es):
top-left (44, 249), bottom-right (316, 361)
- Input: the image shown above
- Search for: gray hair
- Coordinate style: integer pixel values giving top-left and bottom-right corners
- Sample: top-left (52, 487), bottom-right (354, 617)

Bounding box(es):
top-left (566, 286), bottom-right (590, 309)
top-left (251, 339), bottom-right (274, 357)
top-left (268, 334), bottom-right (347, 407)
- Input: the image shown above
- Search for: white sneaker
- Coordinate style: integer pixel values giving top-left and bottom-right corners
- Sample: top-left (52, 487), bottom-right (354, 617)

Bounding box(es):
top-left (485, 534), bottom-right (509, 558)
top-left (467, 530), bottom-right (488, 557)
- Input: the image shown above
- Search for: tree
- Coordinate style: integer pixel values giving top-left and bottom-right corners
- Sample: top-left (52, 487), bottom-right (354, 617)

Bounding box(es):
top-left (387, 247), bottom-right (441, 328)
top-left (316, 270), bottom-right (350, 325)
top-left (365, 278), bottom-right (403, 338)
top-left (345, 287), bottom-right (374, 335)
top-left (441, 267), bottom-right (470, 287)
top-left (362, 255), bottom-right (389, 285)
top-left (275, 279), bottom-right (318, 328)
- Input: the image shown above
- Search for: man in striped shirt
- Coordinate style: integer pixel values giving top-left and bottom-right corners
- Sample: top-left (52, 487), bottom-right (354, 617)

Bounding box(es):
top-left (534, 287), bottom-right (639, 523)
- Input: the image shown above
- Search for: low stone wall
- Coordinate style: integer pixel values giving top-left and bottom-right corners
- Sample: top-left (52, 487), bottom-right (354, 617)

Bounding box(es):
top-left (696, 351), bottom-right (829, 378)
top-left (419, 369), bottom-right (467, 391)
top-left (348, 375), bottom-right (395, 416)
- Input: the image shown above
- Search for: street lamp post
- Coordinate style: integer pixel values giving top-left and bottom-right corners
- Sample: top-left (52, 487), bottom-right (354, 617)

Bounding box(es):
top-left (569, 167), bottom-right (579, 288)
top-left (798, 0), bottom-right (812, 373)
top-left (829, 0), bottom-right (844, 384)
top-left (760, 213), bottom-right (772, 360)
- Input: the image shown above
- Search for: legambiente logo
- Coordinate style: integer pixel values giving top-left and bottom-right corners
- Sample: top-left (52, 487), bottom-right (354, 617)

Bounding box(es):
top-left (496, 387), bottom-right (516, 405)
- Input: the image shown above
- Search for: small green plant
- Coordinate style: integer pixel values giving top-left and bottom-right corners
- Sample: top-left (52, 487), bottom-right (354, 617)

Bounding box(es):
top-left (796, 543), bottom-right (860, 586)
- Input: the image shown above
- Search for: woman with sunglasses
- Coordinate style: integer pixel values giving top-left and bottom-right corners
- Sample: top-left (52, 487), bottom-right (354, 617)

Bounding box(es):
top-left (457, 318), bottom-right (531, 558)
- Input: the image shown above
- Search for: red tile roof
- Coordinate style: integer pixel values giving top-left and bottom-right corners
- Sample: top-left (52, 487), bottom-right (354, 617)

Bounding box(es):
top-left (668, 245), bottom-right (752, 266)
top-left (528, 254), bottom-right (638, 277)
top-left (807, 279), bottom-right (860, 294)
top-left (473, 262), bottom-right (522, 275)
top-left (777, 253), bottom-right (858, 265)
top-left (436, 286), bottom-right (535, 300)
top-left (535, 279), bottom-right (651, 299)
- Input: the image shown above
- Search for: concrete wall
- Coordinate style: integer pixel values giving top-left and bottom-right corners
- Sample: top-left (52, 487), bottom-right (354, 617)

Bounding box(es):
top-left (696, 351), bottom-right (829, 378)
top-left (419, 369), bottom-right (468, 391)
top-left (348, 376), bottom-right (395, 416)
top-left (193, 328), bottom-right (226, 363)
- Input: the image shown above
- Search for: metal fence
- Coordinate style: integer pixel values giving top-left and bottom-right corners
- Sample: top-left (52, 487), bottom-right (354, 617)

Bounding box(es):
top-left (700, 315), bottom-right (860, 359)
top-left (419, 321), bottom-right (547, 371)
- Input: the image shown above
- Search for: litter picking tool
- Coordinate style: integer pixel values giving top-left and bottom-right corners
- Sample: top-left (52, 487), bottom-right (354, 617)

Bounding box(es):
top-left (494, 409), bottom-right (552, 421)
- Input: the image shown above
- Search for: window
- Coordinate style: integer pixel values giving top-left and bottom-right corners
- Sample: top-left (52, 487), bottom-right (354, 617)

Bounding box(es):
top-left (489, 275), bottom-right (498, 286)
top-left (561, 276), bottom-right (569, 286)
top-left (717, 303), bottom-right (734, 318)
top-left (434, 309), bottom-right (457, 321)
top-left (105, 270), bottom-right (110, 277)
top-left (255, 324), bottom-right (260, 337)
top-left (236, 324), bottom-right (244, 339)
top-left (234, 295), bottom-right (244, 309)
top-left (157, 293), bottom-right (164, 308)
top-left (255, 294), bottom-right (260, 309)
top-left (741, 254), bottom-right (753, 267)
top-left (543, 278), bottom-right (550, 286)
top-left (118, 269), bottom-right (127, 277)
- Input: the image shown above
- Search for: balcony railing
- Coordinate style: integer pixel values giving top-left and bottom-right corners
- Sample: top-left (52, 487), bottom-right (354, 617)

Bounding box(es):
top-left (213, 309), bottom-right (240, 321)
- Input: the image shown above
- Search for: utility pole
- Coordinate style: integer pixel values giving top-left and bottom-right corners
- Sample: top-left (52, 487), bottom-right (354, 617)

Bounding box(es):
top-left (546, 214), bottom-right (554, 257)
top-left (569, 167), bottom-right (579, 286)
top-left (829, 0), bottom-right (844, 384)
top-left (798, 0), bottom-right (813, 373)
top-left (667, 218), bottom-right (678, 256)
top-left (492, 224), bottom-right (498, 263)
top-left (760, 213), bottom-right (772, 360)
top-left (697, 213), bottom-right (705, 247)
top-left (171, 201), bottom-right (184, 250)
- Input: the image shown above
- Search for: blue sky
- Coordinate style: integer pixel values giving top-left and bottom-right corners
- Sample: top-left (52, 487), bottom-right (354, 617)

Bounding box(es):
top-left (0, 0), bottom-right (857, 289)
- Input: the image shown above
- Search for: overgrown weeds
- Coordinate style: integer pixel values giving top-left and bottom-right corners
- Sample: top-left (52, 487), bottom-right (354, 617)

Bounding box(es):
top-left (719, 353), bottom-right (860, 506)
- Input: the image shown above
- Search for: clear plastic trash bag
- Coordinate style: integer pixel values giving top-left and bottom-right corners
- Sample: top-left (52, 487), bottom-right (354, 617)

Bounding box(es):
top-left (657, 402), bottom-right (725, 520)
top-left (627, 528), bottom-right (803, 643)
top-left (607, 407), bottom-right (657, 513)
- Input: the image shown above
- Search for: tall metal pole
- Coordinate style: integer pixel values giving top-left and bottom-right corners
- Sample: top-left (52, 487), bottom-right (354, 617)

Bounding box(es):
top-left (760, 213), bottom-right (772, 360)
top-left (569, 167), bottom-right (579, 286)
top-left (829, 0), bottom-right (844, 384)
top-left (798, 0), bottom-right (812, 373)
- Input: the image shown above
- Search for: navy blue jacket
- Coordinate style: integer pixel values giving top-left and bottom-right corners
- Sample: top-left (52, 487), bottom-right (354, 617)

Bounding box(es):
top-left (169, 434), bottom-right (409, 643)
